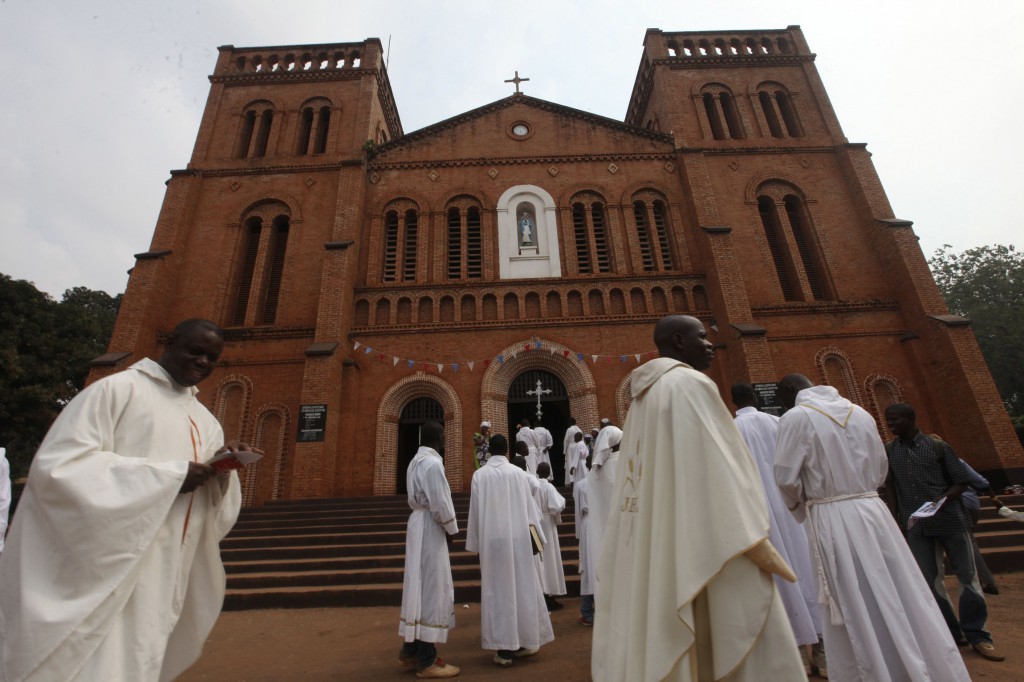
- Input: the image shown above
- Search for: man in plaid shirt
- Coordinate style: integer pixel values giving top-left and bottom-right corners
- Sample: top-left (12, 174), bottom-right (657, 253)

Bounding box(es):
top-left (884, 402), bottom-right (1003, 662)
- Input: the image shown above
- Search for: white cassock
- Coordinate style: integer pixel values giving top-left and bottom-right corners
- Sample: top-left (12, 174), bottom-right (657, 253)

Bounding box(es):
top-left (516, 426), bottom-right (540, 474)
top-left (573, 477), bottom-right (593, 596)
top-left (734, 406), bottom-right (821, 646)
top-left (535, 426), bottom-right (554, 480)
top-left (775, 386), bottom-right (971, 682)
top-left (562, 425), bottom-right (582, 485)
top-left (0, 358), bottom-right (241, 682)
top-left (570, 441), bottom-right (589, 486)
top-left (399, 446), bottom-right (458, 644)
top-left (586, 425), bottom-right (622, 584)
top-left (466, 456), bottom-right (555, 652)
top-left (0, 448), bottom-right (10, 554)
top-left (533, 478), bottom-right (567, 596)
top-left (593, 358), bottom-right (804, 682)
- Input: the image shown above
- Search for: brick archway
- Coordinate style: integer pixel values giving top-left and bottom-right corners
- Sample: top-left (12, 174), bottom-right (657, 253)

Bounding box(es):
top-left (480, 339), bottom-right (599, 441)
top-left (374, 372), bottom-right (463, 495)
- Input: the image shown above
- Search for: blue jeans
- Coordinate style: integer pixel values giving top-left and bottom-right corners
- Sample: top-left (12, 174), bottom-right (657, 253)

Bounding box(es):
top-left (401, 640), bottom-right (437, 670)
top-left (906, 531), bottom-right (991, 644)
top-left (580, 594), bottom-right (595, 622)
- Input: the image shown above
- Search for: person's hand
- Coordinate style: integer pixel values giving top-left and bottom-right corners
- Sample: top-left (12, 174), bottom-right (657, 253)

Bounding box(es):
top-left (446, 532), bottom-right (456, 550)
top-left (569, 467), bottom-right (575, 476)
top-left (218, 441), bottom-right (263, 456)
top-left (180, 461), bottom-right (217, 493)
top-left (992, 496), bottom-right (1005, 509)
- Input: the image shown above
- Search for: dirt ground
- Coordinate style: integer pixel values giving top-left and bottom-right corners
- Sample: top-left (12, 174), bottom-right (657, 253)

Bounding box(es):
top-left (179, 574), bottom-right (1024, 681)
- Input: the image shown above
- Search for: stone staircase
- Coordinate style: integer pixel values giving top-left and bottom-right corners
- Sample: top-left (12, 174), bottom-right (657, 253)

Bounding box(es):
top-left (221, 491), bottom-right (580, 610)
top-left (220, 492), bottom-right (1023, 611)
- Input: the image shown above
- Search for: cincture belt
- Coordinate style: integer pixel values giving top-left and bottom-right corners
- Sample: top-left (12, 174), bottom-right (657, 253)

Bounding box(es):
top-left (805, 491), bottom-right (879, 626)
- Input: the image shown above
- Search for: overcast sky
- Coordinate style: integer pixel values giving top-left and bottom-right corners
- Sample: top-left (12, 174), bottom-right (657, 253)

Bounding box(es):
top-left (1, 0), bottom-right (1021, 298)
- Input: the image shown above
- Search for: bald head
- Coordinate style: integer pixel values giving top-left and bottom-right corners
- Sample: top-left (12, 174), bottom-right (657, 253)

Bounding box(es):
top-left (653, 315), bottom-right (714, 370)
top-left (778, 373), bottom-right (814, 410)
top-left (421, 421), bottom-right (444, 451)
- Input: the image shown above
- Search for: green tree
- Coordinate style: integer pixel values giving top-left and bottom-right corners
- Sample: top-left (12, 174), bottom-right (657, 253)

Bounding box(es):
top-left (929, 244), bottom-right (1024, 419)
top-left (0, 275), bottom-right (121, 477)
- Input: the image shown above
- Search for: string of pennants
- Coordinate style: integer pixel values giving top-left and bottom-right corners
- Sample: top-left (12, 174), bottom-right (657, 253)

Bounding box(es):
top-left (351, 340), bottom-right (659, 374)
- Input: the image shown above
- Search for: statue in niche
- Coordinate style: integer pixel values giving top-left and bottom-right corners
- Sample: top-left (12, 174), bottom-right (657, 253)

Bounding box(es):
top-left (518, 211), bottom-right (535, 247)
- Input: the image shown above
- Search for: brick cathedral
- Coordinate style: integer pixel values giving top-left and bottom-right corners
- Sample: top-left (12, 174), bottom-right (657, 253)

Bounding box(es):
top-left (91, 26), bottom-right (1023, 504)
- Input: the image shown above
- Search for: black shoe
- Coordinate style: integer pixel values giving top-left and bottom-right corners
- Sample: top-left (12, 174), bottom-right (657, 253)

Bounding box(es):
top-left (983, 584), bottom-right (1000, 595)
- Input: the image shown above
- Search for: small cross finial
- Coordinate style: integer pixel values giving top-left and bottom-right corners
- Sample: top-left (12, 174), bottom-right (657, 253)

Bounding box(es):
top-left (504, 70), bottom-right (530, 95)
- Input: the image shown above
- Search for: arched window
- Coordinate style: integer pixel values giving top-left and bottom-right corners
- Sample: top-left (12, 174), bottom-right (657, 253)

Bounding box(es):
top-left (567, 290), bottom-right (584, 317)
top-left (630, 288), bottom-right (647, 314)
top-left (588, 289), bottom-right (605, 316)
top-left (546, 291), bottom-right (562, 317)
top-left (418, 297), bottom-right (433, 323)
top-left (460, 295), bottom-right (476, 321)
top-left (700, 85), bottom-right (745, 140)
top-left (353, 299), bottom-right (369, 326)
top-left (375, 298), bottom-right (391, 326)
top-left (651, 287), bottom-right (668, 313)
top-left (609, 289), bottom-right (626, 315)
top-left (381, 199), bottom-right (420, 283)
top-left (504, 293), bottom-right (519, 320)
top-left (482, 294), bottom-right (498, 321)
top-left (816, 347), bottom-right (861, 404)
top-left (631, 191), bottom-right (675, 272)
top-left (237, 101), bottom-right (276, 159)
top-left (445, 198), bottom-right (483, 280)
top-left (525, 292), bottom-right (541, 318)
top-left (231, 201), bottom-right (291, 327)
top-left (756, 183), bottom-right (832, 302)
top-left (570, 191), bottom-right (612, 275)
top-left (671, 286), bottom-right (687, 311)
top-left (439, 296), bottom-right (455, 323)
top-left (756, 83), bottom-right (803, 139)
top-left (396, 297), bottom-right (412, 324)
top-left (295, 98), bottom-right (333, 155)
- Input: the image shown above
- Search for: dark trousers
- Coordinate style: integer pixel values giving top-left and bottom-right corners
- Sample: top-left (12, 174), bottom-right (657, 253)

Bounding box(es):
top-left (907, 531), bottom-right (991, 644)
top-left (401, 640), bottom-right (437, 670)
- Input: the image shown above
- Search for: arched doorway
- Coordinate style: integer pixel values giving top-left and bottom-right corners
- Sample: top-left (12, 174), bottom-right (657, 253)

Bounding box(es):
top-left (397, 396), bottom-right (444, 494)
top-left (508, 370), bottom-right (570, 485)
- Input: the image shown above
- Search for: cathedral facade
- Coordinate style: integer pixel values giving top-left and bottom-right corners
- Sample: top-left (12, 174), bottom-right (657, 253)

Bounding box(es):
top-left (91, 26), bottom-right (1023, 504)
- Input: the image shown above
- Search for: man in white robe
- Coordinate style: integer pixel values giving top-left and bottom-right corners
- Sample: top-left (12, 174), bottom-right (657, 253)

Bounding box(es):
top-left (515, 419), bottom-right (540, 474)
top-left (562, 418), bottom-right (582, 486)
top-left (586, 422), bottom-right (622, 585)
top-left (0, 319), bottom-right (247, 682)
top-left (466, 434), bottom-right (554, 667)
top-left (533, 462), bottom-right (567, 610)
top-left (774, 374), bottom-right (971, 682)
top-left (593, 315), bottom-right (804, 682)
top-left (573, 455), bottom-right (595, 626)
top-left (568, 431), bottom-right (589, 486)
top-left (535, 421), bottom-right (554, 481)
top-left (398, 421), bottom-right (461, 679)
top-left (732, 382), bottom-right (824, 675)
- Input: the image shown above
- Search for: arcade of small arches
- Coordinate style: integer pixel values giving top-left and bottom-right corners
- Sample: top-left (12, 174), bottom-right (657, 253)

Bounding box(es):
top-left (352, 280), bottom-right (711, 329)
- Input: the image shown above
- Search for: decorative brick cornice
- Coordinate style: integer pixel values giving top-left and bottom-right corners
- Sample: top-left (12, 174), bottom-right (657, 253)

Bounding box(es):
top-left (731, 323), bottom-right (767, 336)
top-left (751, 299), bottom-right (899, 316)
top-left (222, 326), bottom-right (316, 341)
top-left (211, 70), bottom-right (364, 86)
top-left (179, 159), bottom-right (364, 177)
top-left (304, 342), bottom-right (339, 356)
top-left (368, 151), bottom-right (676, 172)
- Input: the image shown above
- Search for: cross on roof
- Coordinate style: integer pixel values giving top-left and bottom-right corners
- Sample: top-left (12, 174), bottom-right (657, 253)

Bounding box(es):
top-left (504, 70), bottom-right (530, 95)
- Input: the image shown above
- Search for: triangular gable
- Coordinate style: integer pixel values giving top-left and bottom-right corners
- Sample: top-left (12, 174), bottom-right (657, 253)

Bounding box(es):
top-left (374, 94), bottom-right (672, 157)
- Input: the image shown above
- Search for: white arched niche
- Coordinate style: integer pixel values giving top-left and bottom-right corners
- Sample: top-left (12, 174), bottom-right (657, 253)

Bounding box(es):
top-left (496, 184), bottom-right (562, 279)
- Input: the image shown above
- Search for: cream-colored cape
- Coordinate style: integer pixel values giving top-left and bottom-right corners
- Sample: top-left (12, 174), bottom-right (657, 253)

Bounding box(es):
top-left (0, 359), bottom-right (240, 682)
top-left (592, 358), bottom-right (803, 681)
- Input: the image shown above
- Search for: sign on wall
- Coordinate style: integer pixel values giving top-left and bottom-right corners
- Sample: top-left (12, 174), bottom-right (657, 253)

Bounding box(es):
top-left (296, 404), bottom-right (328, 442)
top-left (752, 382), bottom-right (784, 417)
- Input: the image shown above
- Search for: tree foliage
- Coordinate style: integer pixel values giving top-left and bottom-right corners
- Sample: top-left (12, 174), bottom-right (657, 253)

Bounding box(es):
top-left (0, 275), bottom-right (121, 478)
top-left (929, 244), bottom-right (1024, 418)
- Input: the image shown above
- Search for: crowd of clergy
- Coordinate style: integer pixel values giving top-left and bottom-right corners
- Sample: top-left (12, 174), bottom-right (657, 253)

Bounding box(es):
top-left (400, 314), bottom-right (1005, 681)
top-left (0, 314), bottom-right (1009, 681)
